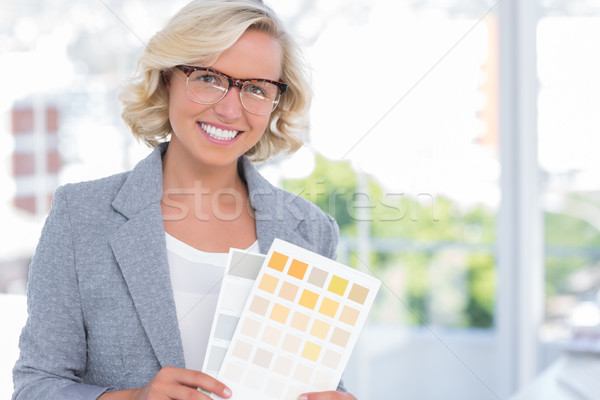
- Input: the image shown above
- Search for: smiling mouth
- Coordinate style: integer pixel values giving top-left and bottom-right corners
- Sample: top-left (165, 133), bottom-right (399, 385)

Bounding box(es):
top-left (200, 122), bottom-right (240, 141)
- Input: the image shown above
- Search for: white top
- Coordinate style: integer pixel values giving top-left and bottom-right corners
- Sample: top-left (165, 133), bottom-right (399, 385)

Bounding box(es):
top-left (165, 233), bottom-right (258, 371)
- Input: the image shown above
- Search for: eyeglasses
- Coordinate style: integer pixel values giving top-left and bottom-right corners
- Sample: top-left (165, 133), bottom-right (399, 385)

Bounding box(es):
top-left (174, 65), bottom-right (287, 115)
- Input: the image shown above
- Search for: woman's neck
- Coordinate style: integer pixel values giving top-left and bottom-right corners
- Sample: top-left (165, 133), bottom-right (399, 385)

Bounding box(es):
top-left (160, 143), bottom-right (256, 252)
top-left (161, 144), bottom-right (245, 194)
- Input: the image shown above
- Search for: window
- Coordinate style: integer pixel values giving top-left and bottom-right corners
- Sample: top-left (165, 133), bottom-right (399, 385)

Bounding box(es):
top-left (279, 1), bottom-right (505, 398)
top-left (538, 6), bottom-right (600, 357)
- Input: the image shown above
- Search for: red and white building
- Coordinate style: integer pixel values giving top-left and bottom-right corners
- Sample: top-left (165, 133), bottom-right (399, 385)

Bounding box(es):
top-left (11, 100), bottom-right (61, 216)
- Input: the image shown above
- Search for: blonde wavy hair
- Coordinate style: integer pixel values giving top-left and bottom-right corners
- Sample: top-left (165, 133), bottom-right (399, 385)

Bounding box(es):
top-left (119, 0), bottom-right (311, 162)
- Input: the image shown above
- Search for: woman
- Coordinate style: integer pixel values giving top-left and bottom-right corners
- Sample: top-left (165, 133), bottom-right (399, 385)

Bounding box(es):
top-left (12, 1), bottom-right (357, 399)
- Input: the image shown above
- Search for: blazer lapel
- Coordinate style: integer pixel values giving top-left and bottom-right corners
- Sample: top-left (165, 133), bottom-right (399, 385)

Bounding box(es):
top-left (109, 144), bottom-right (185, 368)
top-left (239, 156), bottom-right (312, 254)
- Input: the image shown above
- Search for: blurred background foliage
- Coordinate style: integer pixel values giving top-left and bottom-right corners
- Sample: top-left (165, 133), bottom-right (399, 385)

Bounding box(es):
top-left (284, 154), bottom-right (600, 330)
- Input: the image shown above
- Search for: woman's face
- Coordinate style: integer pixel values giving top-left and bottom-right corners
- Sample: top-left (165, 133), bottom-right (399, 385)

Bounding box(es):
top-left (167, 29), bottom-right (283, 170)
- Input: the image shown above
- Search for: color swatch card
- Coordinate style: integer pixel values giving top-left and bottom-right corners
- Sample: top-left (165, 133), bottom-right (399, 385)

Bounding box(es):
top-left (216, 239), bottom-right (381, 400)
top-left (203, 249), bottom-right (266, 377)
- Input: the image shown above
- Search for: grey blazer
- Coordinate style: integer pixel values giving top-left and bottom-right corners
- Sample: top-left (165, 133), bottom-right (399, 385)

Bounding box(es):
top-left (12, 143), bottom-right (339, 400)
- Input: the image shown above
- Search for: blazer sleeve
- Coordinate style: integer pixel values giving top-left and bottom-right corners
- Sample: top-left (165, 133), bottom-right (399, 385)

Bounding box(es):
top-left (12, 187), bottom-right (115, 400)
top-left (323, 214), bottom-right (340, 261)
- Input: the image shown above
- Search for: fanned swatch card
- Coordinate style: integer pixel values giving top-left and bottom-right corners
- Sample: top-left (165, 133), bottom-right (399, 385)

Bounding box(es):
top-left (202, 249), bottom-right (266, 377)
top-left (214, 238), bottom-right (381, 400)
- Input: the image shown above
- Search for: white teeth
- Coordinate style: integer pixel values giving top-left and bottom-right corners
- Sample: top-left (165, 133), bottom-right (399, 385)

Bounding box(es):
top-left (201, 123), bottom-right (239, 141)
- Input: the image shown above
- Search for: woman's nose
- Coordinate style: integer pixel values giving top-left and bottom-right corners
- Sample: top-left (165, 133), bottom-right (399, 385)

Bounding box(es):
top-left (213, 87), bottom-right (244, 121)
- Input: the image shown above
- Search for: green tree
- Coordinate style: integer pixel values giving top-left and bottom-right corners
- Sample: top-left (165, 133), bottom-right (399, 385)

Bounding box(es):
top-left (283, 154), bottom-right (497, 328)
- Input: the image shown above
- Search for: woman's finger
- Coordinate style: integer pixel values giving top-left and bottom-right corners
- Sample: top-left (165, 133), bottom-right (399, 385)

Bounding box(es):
top-left (163, 367), bottom-right (232, 398)
top-left (298, 390), bottom-right (357, 400)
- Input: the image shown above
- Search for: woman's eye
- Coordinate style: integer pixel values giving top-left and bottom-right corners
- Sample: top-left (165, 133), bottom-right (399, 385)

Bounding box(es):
top-left (244, 84), bottom-right (267, 97)
top-left (192, 73), bottom-right (220, 85)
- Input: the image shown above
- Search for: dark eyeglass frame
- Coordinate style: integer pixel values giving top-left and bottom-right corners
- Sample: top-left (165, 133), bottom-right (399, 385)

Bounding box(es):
top-left (175, 65), bottom-right (287, 94)
top-left (173, 65), bottom-right (287, 115)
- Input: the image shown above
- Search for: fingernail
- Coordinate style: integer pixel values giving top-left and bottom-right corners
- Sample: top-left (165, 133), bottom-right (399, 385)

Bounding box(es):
top-left (223, 387), bottom-right (232, 397)
top-left (298, 395), bottom-right (308, 400)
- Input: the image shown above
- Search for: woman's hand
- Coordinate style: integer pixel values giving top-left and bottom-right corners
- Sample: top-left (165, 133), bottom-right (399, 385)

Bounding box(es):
top-left (298, 391), bottom-right (358, 400)
top-left (98, 366), bottom-right (232, 400)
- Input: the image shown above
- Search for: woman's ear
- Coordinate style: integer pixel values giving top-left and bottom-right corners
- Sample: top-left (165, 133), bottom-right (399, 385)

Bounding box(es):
top-left (161, 70), bottom-right (171, 90)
